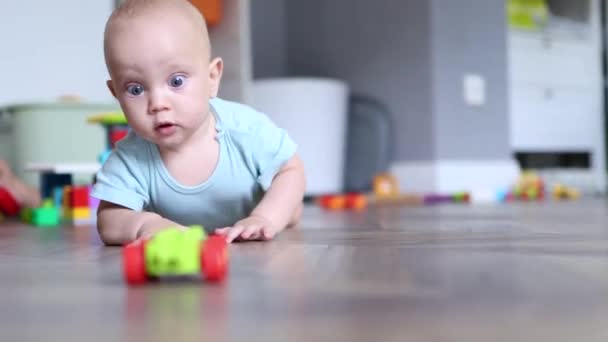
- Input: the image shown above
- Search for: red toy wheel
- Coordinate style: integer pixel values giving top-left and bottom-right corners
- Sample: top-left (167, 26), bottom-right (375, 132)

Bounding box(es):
top-left (201, 236), bottom-right (228, 282)
top-left (0, 187), bottom-right (20, 216)
top-left (123, 241), bottom-right (147, 285)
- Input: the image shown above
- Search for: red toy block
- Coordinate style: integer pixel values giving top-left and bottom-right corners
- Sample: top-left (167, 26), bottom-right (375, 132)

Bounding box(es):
top-left (0, 187), bottom-right (20, 216)
top-left (71, 186), bottom-right (90, 207)
top-left (111, 129), bottom-right (129, 148)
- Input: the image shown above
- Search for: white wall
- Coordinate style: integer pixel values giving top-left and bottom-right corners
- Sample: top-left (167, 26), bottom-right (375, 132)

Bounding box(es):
top-left (0, 1), bottom-right (114, 105)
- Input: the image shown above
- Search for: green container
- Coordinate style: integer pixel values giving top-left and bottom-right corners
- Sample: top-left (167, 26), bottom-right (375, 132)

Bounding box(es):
top-left (4, 102), bottom-right (119, 187)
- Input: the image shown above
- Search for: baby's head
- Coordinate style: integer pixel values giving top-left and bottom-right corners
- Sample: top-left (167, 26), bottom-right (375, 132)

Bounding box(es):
top-left (104, 0), bottom-right (223, 150)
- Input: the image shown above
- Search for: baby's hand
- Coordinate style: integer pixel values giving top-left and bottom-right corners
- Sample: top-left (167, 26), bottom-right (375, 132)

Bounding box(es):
top-left (0, 160), bottom-right (13, 185)
top-left (135, 223), bottom-right (187, 242)
top-left (215, 215), bottom-right (279, 243)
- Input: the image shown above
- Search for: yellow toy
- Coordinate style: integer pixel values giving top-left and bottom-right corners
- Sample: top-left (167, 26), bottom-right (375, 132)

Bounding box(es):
top-left (552, 183), bottom-right (580, 200)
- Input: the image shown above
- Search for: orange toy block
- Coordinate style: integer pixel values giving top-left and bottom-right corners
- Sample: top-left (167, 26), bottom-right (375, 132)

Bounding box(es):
top-left (62, 186), bottom-right (72, 210)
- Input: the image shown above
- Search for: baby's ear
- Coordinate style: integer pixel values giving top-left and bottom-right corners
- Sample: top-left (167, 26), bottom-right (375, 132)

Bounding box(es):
top-left (209, 57), bottom-right (223, 97)
top-left (106, 80), bottom-right (117, 98)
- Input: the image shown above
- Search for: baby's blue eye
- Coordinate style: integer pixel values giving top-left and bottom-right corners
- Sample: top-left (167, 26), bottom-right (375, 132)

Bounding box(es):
top-left (127, 84), bottom-right (144, 96)
top-left (170, 75), bottom-right (185, 88)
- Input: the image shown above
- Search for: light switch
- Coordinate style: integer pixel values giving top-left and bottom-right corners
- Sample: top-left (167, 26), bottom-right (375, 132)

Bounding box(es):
top-left (463, 74), bottom-right (486, 106)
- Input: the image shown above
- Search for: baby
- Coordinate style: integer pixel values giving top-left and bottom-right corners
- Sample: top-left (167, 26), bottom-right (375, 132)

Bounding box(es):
top-left (93, 0), bottom-right (305, 245)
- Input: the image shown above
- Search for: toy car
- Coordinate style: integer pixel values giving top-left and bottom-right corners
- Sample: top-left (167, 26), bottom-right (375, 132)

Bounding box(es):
top-left (122, 225), bottom-right (228, 285)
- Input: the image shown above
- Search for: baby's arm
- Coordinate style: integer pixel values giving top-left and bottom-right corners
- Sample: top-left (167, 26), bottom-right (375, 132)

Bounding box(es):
top-left (252, 154), bottom-right (305, 228)
top-left (97, 201), bottom-right (185, 245)
top-left (216, 154), bottom-right (305, 242)
top-left (0, 160), bottom-right (41, 208)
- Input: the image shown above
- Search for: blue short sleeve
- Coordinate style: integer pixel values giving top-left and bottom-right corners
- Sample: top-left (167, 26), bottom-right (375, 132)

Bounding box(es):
top-left (91, 135), bottom-right (150, 211)
top-left (251, 115), bottom-right (297, 190)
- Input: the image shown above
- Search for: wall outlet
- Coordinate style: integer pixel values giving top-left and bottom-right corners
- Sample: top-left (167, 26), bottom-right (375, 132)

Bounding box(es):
top-left (463, 74), bottom-right (486, 106)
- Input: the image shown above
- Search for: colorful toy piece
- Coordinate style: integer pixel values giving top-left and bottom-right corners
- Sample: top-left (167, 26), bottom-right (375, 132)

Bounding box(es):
top-left (318, 193), bottom-right (368, 211)
top-left (552, 183), bottom-right (580, 200)
top-left (63, 185), bottom-right (92, 224)
top-left (424, 192), bottom-right (470, 205)
top-left (502, 171), bottom-right (546, 202)
top-left (87, 111), bottom-right (130, 166)
top-left (0, 187), bottom-right (20, 217)
top-left (87, 112), bottom-right (128, 125)
top-left (372, 173), bottom-right (400, 198)
top-left (345, 193), bottom-right (368, 210)
top-left (123, 226), bottom-right (228, 285)
top-left (32, 206), bottom-right (61, 227)
top-left (318, 194), bottom-right (346, 210)
top-left (22, 199), bottom-right (61, 227)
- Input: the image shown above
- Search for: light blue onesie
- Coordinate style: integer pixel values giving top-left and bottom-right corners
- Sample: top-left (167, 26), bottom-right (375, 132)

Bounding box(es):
top-left (91, 97), bottom-right (297, 232)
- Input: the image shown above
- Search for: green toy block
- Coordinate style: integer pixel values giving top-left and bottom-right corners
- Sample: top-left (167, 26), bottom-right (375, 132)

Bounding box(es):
top-left (32, 207), bottom-right (60, 227)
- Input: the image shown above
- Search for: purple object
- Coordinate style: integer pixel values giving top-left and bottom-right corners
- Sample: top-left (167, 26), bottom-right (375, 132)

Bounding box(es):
top-left (88, 185), bottom-right (100, 209)
top-left (424, 194), bottom-right (453, 205)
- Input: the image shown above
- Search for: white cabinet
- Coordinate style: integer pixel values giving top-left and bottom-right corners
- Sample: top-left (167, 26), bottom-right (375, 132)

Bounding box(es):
top-left (511, 85), bottom-right (598, 150)
top-left (508, 36), bottom-right (597, 88)
top-left (507, 0), bottom-right (605, 192)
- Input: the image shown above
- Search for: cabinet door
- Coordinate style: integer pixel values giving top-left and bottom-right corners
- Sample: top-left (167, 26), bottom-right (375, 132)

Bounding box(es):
top-left (508, 36), bottom-right (597, 88)
top-left (510, 85), bottom-right (599, 151)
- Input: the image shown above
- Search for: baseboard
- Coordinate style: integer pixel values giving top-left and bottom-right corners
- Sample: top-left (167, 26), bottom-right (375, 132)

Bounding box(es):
top-left (390, 159), bottom-right (521, 202)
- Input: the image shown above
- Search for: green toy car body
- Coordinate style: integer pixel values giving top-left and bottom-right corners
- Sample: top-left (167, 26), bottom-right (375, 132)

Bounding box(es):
top-left (145, 225), bottom-right (206, 277)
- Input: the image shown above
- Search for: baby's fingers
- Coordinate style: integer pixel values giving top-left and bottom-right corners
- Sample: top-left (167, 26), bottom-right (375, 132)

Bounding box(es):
top-left (214, 227), bottom-right (230, 235)
top-left (225, 225), bottom-right (246, 243)
top-left (261, 226), bottom-right (278, 240)
top-left (241, 224), bottom-right (263, 240)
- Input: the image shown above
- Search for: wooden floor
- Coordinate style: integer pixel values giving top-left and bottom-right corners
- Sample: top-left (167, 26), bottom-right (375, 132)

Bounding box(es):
top-left (1, 199), bottom-right (608, 341)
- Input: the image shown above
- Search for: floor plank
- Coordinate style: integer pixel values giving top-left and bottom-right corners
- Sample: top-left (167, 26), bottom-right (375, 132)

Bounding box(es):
top-left (1, 199), bottom-right (608, 341)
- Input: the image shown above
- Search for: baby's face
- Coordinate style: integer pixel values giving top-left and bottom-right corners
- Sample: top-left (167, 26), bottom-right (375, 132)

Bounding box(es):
top-left (105, 15), bottom-right (221, 150)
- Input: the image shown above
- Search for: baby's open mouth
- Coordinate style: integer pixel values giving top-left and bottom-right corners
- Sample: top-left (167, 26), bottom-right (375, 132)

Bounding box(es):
top-left (156, 123), bottom-right (174, 129)
top-left (155, 122), bottom-right (177, 135)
